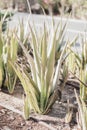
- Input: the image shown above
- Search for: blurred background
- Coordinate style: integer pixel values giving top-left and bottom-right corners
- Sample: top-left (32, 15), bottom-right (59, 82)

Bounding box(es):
top-left (0, 0), bottom-right (87, 19)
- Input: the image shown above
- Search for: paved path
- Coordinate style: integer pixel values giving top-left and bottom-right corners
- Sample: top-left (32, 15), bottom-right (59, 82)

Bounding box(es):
top-left (8, 12), bottom-right (87, 42)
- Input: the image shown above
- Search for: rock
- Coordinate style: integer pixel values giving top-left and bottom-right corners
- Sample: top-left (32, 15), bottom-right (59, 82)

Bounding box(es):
top-left (9, 115), bottom-right (15, 120)
top-left (3, 126), bottom-right (11, 130)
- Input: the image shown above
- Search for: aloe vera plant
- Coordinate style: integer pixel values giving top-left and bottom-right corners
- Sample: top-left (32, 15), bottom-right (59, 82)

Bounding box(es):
top-left (0, 23), bottom-right (18, 93)
top-left (75, 90), bottom-right (87, 130)
top-left (0, 11), bottom-right (15, 91)
top-left (11, 21), bottom-right (68, 119)
top-left (65, 36), bottom-right (87, 101)
top-left (73, 39), bottom-right (87, 101)
top-left (4, 30), bottom-right (18, 93)
top-left (0, 13), bottom-right (10, 88)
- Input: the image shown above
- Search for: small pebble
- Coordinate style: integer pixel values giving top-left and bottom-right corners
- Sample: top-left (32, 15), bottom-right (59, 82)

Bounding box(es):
top-left (21, 122), bottom-right (26, 126)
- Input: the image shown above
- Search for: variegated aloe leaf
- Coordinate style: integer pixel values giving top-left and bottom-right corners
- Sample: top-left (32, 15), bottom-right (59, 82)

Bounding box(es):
top-left (39, 24), bottom-right (48, 111)
top-left (24, 96), bottom-right (30, 119)
top-left (0, 58), bottom-right (4, 87)
top-left (19, 20), bottom-right (25, 43)
top-left (53, 40), bottom-right (68, 91)
top-left (0, 27), bottom-right (4, 87)
top-left (46, 27), bottom-right (56, 91)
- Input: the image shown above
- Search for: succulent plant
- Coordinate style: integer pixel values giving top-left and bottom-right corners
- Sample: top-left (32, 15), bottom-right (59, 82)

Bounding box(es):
top-left (11, 21), bottom-right (68, 119)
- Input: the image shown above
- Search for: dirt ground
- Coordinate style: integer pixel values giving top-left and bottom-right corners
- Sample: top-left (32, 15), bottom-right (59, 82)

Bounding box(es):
top-left (0, 80), bottom-right (79, 130)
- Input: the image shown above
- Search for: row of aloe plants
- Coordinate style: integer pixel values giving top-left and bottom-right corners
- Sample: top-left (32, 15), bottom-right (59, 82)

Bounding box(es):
top-left (0, 14), bottom-right (87, 129)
